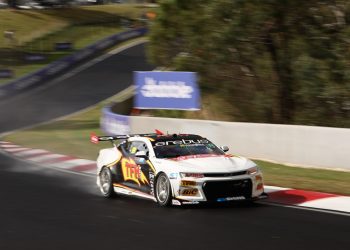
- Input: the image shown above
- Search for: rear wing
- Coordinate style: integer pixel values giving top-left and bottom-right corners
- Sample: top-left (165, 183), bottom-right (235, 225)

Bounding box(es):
top-left (90, 133), bottom-right (128, 144)
top-left (90, 131), bottom-right (162, 144)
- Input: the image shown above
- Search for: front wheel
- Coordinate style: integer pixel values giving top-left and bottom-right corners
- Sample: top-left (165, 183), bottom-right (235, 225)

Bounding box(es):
top-left (98, 167), bottom-right (115, 198)
top-left (155, 173), bottom-right (172, 207)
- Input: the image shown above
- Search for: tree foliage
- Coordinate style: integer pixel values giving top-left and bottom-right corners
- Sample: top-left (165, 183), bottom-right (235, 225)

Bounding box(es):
top-left (148, 0), bottom-right (350, 127)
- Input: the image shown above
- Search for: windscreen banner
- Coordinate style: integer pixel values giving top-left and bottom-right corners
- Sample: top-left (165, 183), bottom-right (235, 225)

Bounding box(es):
top-left (134, 71), bottom-right (200, 110)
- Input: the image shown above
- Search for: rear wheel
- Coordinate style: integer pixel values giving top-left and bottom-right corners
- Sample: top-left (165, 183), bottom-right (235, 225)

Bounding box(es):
top-left (98, 167), bottom-right (115, 198)
top-left (155, 173), bottom-right (172, 206)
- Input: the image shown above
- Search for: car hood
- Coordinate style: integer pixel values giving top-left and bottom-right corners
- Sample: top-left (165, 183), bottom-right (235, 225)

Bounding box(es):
top-left (155, 154), bottom-right (255, 173)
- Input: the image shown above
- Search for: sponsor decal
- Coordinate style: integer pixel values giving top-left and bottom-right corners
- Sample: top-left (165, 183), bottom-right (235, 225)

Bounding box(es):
top-left (172, 199), bottom-right (182, 206)
top-left (155, 139), bottom-right (209, 147)
top-left (182, 201), bottom-right (200, 205)
top-left (149, 172), bottom-right (155, 196)
top-left (121, 158), bottom-right (149, 186)
top-left (169, 173), bottom-right (178, 179)
top-left (217, 196), bottom-right (246, 202)
top-left (181, 188), bottom-right (198, 196)
top-left (170, 154), bottom-right (223, 161)
top-left (180, 180), bottom-right (196, 187)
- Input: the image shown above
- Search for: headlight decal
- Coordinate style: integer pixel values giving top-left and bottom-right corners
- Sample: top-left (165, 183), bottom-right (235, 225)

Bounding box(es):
top-left (180, 172), bottom-right (204, 178)
top-left (247, 166), bottom-right (259, 175)
top-left (181, 180), bottom-right (197, 187)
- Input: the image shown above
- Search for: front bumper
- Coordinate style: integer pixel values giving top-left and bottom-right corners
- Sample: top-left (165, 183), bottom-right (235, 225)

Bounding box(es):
top-left (172, 174), bottom-right (265, 204)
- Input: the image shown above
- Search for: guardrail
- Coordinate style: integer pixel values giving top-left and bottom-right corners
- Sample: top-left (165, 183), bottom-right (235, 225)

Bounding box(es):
top-left (101, 107), bottom-right (350, 170)
top-left (0, 27), bottom-right (147, 100)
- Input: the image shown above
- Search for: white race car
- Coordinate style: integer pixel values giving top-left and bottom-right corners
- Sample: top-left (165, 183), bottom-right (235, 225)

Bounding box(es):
top-left (91, 132), bottom-right (267, 206)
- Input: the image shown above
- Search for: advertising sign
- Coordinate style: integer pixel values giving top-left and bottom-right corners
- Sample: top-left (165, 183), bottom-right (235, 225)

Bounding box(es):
top-left (101, 106), bottom-right (130, 136)
top-left (134, 71), bottom-right (200, 110)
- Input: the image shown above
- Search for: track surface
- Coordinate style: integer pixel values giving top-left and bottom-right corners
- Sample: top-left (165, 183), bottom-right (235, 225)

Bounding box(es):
top-left (0, 43), bottom-right (349, 250)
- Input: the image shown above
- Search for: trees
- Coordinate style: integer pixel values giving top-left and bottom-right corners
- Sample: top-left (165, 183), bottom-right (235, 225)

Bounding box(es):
top-left (148, 0), bottom-right (350, 127)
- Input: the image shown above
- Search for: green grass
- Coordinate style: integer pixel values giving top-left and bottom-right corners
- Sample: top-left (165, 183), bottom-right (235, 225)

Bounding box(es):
top-left (256, 160), bottom-right (350, 196)
top-left (2, 87), bottom-right (350, 196)
top-left (0, 4), bottom-right (155, 85)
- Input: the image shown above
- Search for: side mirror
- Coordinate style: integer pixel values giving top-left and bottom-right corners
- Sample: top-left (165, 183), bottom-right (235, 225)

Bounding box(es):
top-left (220, 146), bottom-right (229, 152)
top-left (135, 151), bottom-right (148, 159)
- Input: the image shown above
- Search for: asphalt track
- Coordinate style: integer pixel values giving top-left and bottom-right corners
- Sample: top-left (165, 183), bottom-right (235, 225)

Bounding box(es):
top-left (0, 43), bottom-right (349, 250)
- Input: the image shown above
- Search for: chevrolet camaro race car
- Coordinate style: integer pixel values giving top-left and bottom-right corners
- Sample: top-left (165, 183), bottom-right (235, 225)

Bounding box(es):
top-left (91, 131), bottom-right (267, 206)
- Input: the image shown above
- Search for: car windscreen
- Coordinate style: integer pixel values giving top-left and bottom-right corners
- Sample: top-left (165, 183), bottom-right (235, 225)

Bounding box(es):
top-left (152, 138), bottom-right (224, 159)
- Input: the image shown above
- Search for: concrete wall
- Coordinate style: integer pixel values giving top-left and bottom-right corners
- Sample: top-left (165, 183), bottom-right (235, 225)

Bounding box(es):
top-left (130, 116), bottom-right (350, 170)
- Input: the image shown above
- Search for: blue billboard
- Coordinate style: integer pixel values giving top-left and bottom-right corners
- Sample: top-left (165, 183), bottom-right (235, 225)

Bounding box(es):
top-left (134, 71), bottom-right (200, 110)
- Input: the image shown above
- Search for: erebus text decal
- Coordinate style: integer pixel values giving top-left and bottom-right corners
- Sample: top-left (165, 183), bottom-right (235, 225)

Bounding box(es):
top-left (155, 139), bottom-right (209, 146)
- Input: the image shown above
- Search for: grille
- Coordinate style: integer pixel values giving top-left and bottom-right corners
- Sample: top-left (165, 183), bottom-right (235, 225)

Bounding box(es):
top-left (202, 179), bottom-right (252, 201)
top-left (203, 171), bottom-right (247, 178)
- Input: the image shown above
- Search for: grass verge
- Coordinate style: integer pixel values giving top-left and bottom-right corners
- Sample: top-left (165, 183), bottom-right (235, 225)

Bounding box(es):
top-left (2, 91), bottom-right (349, 196)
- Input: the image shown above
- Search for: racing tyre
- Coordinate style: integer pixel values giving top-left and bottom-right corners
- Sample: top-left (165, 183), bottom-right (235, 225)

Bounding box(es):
top-left (155, 173), bottom-right (172, 207)
top-left (98, 167), bottom-right (115, 198)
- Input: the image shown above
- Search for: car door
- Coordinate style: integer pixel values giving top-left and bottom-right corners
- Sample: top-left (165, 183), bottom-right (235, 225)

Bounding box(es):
top-left (119, 140), bottom-right (153, 195)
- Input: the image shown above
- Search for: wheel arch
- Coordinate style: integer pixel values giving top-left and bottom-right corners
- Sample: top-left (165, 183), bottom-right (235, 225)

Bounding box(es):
top-left (154, 171), bottom-right (175, 199)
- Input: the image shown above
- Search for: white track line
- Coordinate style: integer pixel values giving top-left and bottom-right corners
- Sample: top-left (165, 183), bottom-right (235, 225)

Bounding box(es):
top-left (2, 147), bottom-right (30, 152)
top-left (49, 159), bottom-right (95, 169)
top-left (300, 196), bottom-right (350, 213)
top-left (26, 153), bottom-right (67, 162)
top-left (14, 149), bottom-right (49, 157)
top-left (0, 144), bottom-right (21, 148)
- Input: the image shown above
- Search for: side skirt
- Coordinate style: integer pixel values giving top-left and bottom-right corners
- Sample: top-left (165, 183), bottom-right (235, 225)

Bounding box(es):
top-left (113, 183), bottom-right (156, 202)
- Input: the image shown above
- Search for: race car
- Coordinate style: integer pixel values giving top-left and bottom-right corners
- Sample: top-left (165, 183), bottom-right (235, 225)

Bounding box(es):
top-left (91, 131), bottom-right (267, 206)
